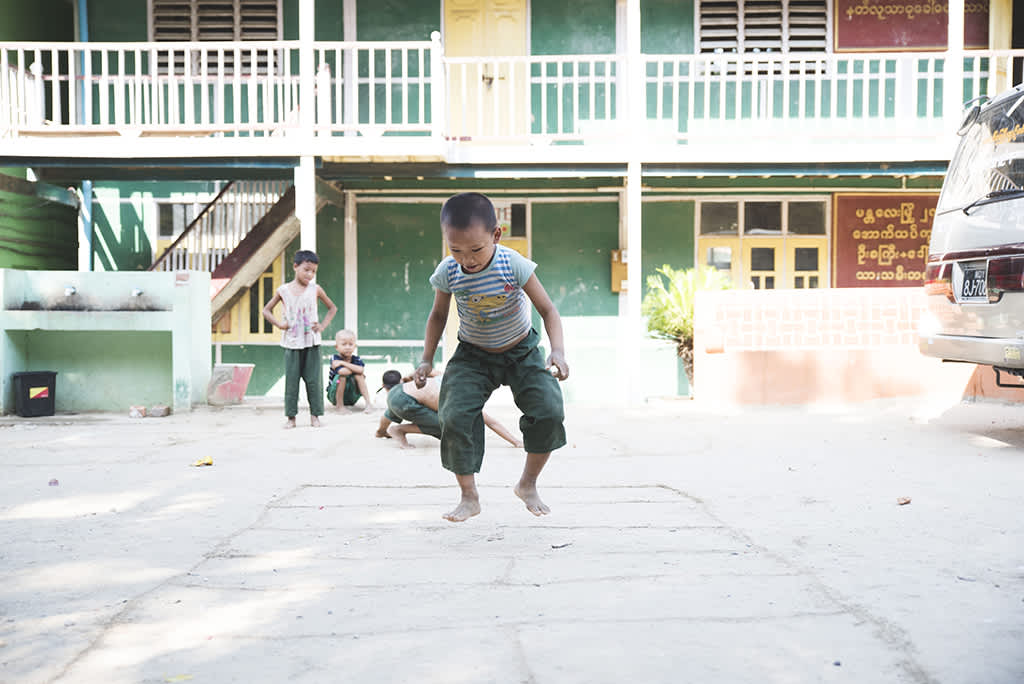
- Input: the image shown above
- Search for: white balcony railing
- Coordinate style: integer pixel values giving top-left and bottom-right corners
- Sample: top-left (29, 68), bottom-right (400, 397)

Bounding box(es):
top-left (2, 38), bottom-right (1023, 159)
top-left (0, 39), bottom-right (438, 138)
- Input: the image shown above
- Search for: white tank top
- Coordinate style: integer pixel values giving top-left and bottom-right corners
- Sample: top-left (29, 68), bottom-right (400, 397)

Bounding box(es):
top-left (277, 282), bottom-right (321, 349)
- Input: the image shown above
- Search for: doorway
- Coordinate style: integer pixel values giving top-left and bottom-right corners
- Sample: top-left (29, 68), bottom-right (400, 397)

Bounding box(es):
top-left (444, 0), bottom-right (529, 139)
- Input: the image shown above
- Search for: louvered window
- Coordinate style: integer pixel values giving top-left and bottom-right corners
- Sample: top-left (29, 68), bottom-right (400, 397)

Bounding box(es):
top-left (698, 0), bottom-right (828, 54)
top-left (150, 0), bottom-right (281, 74)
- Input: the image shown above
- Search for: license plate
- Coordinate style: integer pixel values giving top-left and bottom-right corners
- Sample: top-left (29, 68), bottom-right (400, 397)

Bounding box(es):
top-left (956, 262), bottom-right (989, 303)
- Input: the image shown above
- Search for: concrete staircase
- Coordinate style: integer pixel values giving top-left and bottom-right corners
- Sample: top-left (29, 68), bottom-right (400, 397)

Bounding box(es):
top-left (150, 179), bottom-right (344, 324)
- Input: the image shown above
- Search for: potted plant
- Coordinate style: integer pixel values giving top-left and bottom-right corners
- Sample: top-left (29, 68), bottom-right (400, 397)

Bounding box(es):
top-left (642, 265), bottom-right (732, 395)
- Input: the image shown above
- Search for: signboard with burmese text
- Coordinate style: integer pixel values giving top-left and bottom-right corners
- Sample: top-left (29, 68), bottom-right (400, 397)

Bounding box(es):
top-left (833, 193), bottom-right (938, 288)
top-left (834, 0), bottom-right (989, 51)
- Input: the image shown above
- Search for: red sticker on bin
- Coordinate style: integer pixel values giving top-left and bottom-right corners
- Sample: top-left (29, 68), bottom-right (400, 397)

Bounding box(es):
top-left (29, 387), bottom-right (49, 399)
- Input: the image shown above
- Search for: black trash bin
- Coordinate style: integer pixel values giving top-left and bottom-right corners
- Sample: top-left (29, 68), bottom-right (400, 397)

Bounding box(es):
top-left (12, 371), bottom-right (58, 418)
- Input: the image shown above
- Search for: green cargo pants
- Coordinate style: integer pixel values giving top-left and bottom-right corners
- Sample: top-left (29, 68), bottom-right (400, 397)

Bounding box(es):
top-left (384, 385), bottom-right (442, 438)
top-left (438, 329), bottom-right (565, 475)
top-left (327, 373), bottom-right (363, 407)
top-left (284, 345), bottom-right (324, 418)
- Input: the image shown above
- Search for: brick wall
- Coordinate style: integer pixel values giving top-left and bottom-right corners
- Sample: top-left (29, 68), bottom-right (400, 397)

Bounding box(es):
top-left (692, 288), bottom-right (980, 405)
top-left (695, 288), bottom-right (927, 351)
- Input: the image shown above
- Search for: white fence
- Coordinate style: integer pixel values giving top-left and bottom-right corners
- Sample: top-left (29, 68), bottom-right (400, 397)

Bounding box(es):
top-left (2, 39), bottom-right (1023, 147)
top-left (0, 57), bottom-right (43, 137)
top-left (0, 40), bottom-right (438, 137)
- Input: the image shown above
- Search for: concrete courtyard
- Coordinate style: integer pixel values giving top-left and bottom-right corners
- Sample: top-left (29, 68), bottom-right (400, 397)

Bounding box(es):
top-left (2, 391), bottom-right (1023, 684)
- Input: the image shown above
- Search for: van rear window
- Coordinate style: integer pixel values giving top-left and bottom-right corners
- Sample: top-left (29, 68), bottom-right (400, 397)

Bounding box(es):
top-left (939, 93), bottom-right (1024, 212)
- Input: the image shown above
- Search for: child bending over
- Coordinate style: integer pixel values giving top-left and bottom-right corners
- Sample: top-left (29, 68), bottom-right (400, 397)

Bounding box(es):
top-left (375, 369), bottom-right (523, 449)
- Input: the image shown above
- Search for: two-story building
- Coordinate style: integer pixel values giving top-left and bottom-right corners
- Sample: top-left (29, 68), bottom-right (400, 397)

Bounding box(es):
top-left (1, 0), bottom-right (1017, 402)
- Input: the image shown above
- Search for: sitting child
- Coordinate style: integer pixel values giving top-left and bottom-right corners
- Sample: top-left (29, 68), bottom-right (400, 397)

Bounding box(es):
top-left (375, 369), bottom-right (522, 449)
top-left (326, 329), bottom-right (374, 412)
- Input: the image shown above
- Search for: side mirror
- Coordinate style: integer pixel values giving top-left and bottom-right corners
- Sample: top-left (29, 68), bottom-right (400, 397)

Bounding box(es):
top-left (958, 104), bottom-right (981, 136)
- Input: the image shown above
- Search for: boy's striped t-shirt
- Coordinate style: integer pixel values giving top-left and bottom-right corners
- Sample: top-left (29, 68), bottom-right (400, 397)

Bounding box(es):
top-left (429, 244), bottom-right (536, 349)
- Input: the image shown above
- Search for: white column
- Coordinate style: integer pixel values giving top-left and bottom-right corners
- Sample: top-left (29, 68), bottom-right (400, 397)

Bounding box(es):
top-left (343, 0), bottom-right (357, 136)
top-left (626, 160), bottom-right (643, 345)
top-left (299, 0), bottom-right (315, 137)
top-left (344, 191), bottom-right (358, 331)
top-left (295, 155), bottom-right (317, 251)
top-left (990, 0), bottom-right (1013, 92)
top-left (945, 0), bottom-right (966, 130)
top-left (624, 0), bottom-right (644, 403)
top-left (296, 0), bottom-right (317, 251)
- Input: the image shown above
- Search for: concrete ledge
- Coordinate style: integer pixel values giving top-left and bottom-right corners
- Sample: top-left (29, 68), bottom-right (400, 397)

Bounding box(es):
top-left (695, 346), bottom-right (977, 405)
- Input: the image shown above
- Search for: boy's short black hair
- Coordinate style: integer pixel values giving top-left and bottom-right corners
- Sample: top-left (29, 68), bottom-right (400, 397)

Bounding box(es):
top-left (378, 369), bottom-right (403, 393)
top-left (293, 249), bottom-right (319, 266)
top-left (440, 192), bottom-right (497, 231)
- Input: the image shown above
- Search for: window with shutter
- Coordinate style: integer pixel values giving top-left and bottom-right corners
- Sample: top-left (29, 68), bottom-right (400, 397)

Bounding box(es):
top-left (698, 0), bottom-right (829, 54)
top-left (150, 0), bottom-right (281, 74)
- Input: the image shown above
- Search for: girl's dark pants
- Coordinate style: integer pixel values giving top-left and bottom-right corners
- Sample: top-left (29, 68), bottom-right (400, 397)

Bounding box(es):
top-left (438, 329), bottom-right (565, 475)
top-left (284, 345), bottom-right (324, 417)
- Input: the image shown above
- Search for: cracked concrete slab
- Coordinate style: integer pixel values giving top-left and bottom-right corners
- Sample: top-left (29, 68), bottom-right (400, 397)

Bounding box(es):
top-left (2, 397), bottom-right (1023, 683)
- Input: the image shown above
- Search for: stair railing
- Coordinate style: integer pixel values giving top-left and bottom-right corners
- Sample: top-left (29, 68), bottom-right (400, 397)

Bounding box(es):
top-left (150, 180), bottom-right (290, 272)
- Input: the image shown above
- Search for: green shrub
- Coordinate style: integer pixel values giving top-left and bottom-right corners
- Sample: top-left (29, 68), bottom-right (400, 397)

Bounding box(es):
top-left (642, 265), bottom-right (733, 391)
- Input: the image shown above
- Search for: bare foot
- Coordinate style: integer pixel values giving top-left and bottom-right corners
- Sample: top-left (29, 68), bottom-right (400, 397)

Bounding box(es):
top-left (310, 416), bottom-right (321, 428)
top-left (284, 417), bottom-right (296, 429)
top-left (375, 426), bottom-right (391, 439)
top-left (514, 483), bottom-right (550, 516)
top-left (363, 403), bottom-right (377, 413)
top-left (443, 495), bottom-right (481, 522)
top-left (387, 424), bottom-right (414, 448)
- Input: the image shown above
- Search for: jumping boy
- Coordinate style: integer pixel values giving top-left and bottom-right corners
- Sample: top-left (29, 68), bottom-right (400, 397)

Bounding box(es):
top-left (262, 250), bottom-right (337, 429)
top-left (375, 368), bottom-right (523, 449)
top-left (327, 329), bottom-right (374, 412)
top-left (415, 192), bottom-right (568, 522)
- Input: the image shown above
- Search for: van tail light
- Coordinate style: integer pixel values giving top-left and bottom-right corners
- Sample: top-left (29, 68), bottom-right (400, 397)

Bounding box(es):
top-left (924, 262), bottom-right (953, 301)
top-left (987, 255), bottom-right (1024, 302)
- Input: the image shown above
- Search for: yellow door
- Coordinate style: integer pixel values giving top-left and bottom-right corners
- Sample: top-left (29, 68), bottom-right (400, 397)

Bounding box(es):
top-left (695, 237), bottom-right (742, 287)
top-left (212, 256), bottom-right (284, 342)
top-left (743, 239), bottom-right (781, 290)
top-left (786, 237), bottom-right (827, 289)
top-left (445, 0), bottom-right (528, 140)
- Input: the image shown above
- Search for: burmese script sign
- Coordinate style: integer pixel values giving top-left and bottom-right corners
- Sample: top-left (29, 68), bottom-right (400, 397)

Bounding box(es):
top-left (833, 193), bottom-right (937, 288)
top-left (834, 0), bottom-right (989, 51)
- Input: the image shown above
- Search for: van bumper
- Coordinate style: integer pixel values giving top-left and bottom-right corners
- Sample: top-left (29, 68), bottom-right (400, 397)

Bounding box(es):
top-left (919, 333), bottom-right (1024, 368)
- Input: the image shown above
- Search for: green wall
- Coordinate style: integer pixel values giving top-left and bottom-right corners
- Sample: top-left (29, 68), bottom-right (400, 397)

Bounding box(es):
top-left (7, 330), bottom-right (172, 411)
top-left (91, 182), bottom-right (219, 272)
top-left (531, 0), bottom-right (616, 54)
top-left (0, 0), bottom-right (75, 40)
top-left (641, 200), bottom-right (695, 290)
top-left (641, 200), bottom-right (695, 396)
top-left (357, 0), bottom-right (439, 40)
top-left (532, 201), bottom-right (619, 317)
top-left (86, 0), bottom-right (146, 40)
top-left (642, 0), bottom-right (695, 54)
top-left (0, 188), bottom-right (78, 270)
top-left (307, 203), bottom-right (345, 340)
top-left (86, 0), bottom-right (433, 41)
top-left (356, 201), bottom-right (441, 339)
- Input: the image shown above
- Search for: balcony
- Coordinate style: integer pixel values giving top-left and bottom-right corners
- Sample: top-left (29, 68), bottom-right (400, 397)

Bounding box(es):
top-left (2, 37), bottom-right (1021, 166)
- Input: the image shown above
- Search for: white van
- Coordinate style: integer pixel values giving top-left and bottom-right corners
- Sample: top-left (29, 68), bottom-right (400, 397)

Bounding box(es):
top-left (919, 85), bottom-right (1024, 383)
